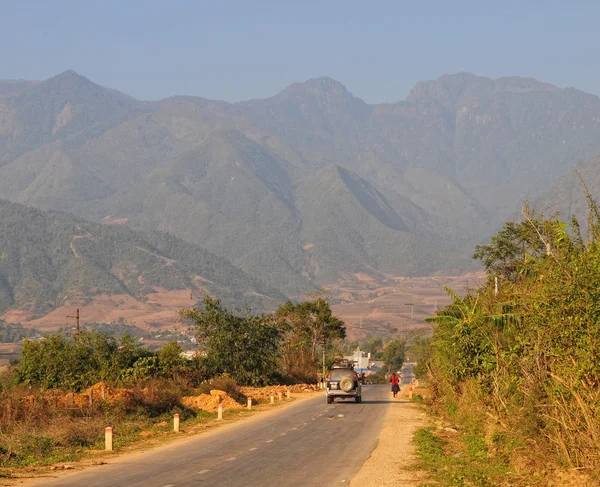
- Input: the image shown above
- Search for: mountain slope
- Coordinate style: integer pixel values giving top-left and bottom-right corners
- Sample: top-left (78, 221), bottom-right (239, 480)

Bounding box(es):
top-left (2, 71), bottom-right (600, 297)
top-left (0, 200), bottom-right (285, 318)
top-left (296, 165), bottom-right (469, 283)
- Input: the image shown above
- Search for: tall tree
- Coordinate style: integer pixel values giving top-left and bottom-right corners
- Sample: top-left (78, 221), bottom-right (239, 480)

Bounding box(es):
top-left (275, 298), bottom-right (346, 380)
top-left (180, 297), bottom-right (280, 386)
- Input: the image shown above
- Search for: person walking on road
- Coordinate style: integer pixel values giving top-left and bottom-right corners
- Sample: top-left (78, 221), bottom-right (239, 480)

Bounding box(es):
top-left (390, 372), bottom-right (400, 398)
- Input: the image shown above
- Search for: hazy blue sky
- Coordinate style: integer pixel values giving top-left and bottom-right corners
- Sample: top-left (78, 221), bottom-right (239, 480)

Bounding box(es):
top-left (2, 1), bottom-right (599, 103)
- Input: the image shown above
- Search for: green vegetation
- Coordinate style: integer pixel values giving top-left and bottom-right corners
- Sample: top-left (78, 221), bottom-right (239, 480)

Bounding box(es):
top-left (274, 297), bottom-right (346, 382)
top-left (13, 332), bottom-right (196, 391)
top-left (180, 297), bottom-right (280, 386)
top-left (381, 339), bottom-right (405, 373)
top-left (178, 296), bottom-right (347, 385)
top-left (413, 427), bottom-right (512, 487)
top-left (422, 198), bottom-right (600, 480)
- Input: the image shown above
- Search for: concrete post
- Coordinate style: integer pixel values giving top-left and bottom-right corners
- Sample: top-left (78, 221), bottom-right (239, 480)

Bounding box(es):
top-left (101, 385), bottom-right (106, 401)
top-left (408, 386), bottom-right (413, 400)
top-left (217, 403), bottom-right (223, 420)
top-left (174, 413), bottom-right (180, 432)
top-left (270, 395), bottom-right (275, 405)
top-left (105, 427), bottom-right (113, 451)
top-left (277, 391), bottom-right (283, 401)
top-left (88, 389), bottom-right (93, 406)
top-left (285, 391), bottom-right (291, 400)
top-left (247, 397), bottom-right (252, 410)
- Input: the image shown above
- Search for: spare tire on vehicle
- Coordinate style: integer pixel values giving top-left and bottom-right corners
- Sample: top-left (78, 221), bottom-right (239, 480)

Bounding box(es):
top-left (340, 376), bottom-right (354, 392)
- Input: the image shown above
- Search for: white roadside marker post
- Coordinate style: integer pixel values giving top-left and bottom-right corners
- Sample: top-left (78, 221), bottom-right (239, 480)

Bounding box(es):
top-left (277, 391), bottom-right (283, 401)
top-left (247, 397), bottom-right (252, 410)
top-left (218, 403), bottom-right (223, 420)
top-left (105, 427), bottom-right (113, 451)
top-left (270, 395), bottom-right (275, 405)
top-left (174, 413), bottom-right (180, 432)
top-left (285, 391), bottom-right (291, 400)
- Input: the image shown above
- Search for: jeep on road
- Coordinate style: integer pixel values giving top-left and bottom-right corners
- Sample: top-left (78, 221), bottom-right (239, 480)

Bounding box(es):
top-left (325, 365), bottom-right (362, 403)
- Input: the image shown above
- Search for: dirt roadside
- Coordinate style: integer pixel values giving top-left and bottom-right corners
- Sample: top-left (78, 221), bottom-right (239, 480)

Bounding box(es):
top-left (350, 387), bottom-right (427, 486)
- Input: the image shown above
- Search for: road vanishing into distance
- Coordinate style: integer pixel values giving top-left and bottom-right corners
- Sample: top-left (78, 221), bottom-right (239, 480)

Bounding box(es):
top-left (35, 366), bottom-right (415, 487)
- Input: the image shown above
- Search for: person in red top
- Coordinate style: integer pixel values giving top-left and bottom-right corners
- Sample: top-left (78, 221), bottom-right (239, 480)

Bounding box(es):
top-left (390, 372), bottom-right (400, 398)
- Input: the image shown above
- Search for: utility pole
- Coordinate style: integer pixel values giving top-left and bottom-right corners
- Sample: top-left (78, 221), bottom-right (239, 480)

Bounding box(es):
top-left (67, 308), bottom-right (80, 340)
top-left (322, 339), bottom-right (326, 383)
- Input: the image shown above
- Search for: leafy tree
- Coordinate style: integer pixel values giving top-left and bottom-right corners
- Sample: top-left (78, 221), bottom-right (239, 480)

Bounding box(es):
top-left (275, 298), bottom-right (346, 380)
top-left (382, 339), bottom-right (405, 373)
top-left (180, 297), bottom-right (280, 386)
top-left (157, 342), bottom-right (187, 377)
top-left (14, 331), bottom-right (151, 390)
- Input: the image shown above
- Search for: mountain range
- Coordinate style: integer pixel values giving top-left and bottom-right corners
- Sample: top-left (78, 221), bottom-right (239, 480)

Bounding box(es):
top-left (1, 70), bottom-right (600, 312)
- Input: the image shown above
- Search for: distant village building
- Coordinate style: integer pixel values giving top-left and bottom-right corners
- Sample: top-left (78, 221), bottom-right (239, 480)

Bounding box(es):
top-left (344, 347), bottom-right (371, 371)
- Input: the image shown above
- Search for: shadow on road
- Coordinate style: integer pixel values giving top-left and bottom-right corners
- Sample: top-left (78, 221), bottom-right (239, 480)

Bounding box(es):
top-left (333, 399), bottom-right (407, 404)
top-left (361, 399), bottom-right (410, 404)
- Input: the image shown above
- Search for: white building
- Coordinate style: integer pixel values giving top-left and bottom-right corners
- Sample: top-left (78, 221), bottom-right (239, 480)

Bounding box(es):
top-left (344, 347), bottom-right (371, 371)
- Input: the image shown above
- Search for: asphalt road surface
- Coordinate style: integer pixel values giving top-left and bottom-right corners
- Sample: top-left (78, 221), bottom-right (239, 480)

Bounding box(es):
top-left (402, 363), bottom-right (415, 384)
top-left (35, 385), bottom-right (398, 487)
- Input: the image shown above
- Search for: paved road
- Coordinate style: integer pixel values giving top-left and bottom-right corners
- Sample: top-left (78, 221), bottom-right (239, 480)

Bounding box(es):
top-left (402, 363), bottom-right (415, 384)
top-left (35, 385), bottom-right (396, 487)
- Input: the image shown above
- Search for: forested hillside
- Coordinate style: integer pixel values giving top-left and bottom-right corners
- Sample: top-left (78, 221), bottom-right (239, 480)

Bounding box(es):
top-left (2, 71), bottom-right (600, 294)
top-left (0, 200), bottom-right (284, 317)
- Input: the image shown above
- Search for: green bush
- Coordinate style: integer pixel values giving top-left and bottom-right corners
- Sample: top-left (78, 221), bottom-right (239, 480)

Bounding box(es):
top-left (425, 199), bottom-right (600, 477)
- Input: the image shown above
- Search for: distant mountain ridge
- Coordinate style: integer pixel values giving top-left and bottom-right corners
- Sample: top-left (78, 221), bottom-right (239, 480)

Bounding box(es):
top-left (2, 70), bottom-right (600, 298)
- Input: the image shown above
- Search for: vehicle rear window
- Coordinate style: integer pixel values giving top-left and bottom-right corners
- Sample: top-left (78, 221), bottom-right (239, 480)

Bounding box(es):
top-left (329, 369), bottom-right (354, 380)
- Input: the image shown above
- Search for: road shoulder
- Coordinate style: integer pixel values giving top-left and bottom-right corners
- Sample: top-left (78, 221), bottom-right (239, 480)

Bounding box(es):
top-left (350, 388), bottom-right (427, 487)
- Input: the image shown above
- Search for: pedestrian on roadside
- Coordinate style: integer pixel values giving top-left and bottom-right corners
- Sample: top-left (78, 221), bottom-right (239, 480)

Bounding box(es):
top-left (390, 372), bottom-right (400, 398)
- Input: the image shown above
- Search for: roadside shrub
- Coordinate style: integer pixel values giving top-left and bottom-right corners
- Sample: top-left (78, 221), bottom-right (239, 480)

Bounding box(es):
top-left (426, 198), bottom-right (600, 478)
